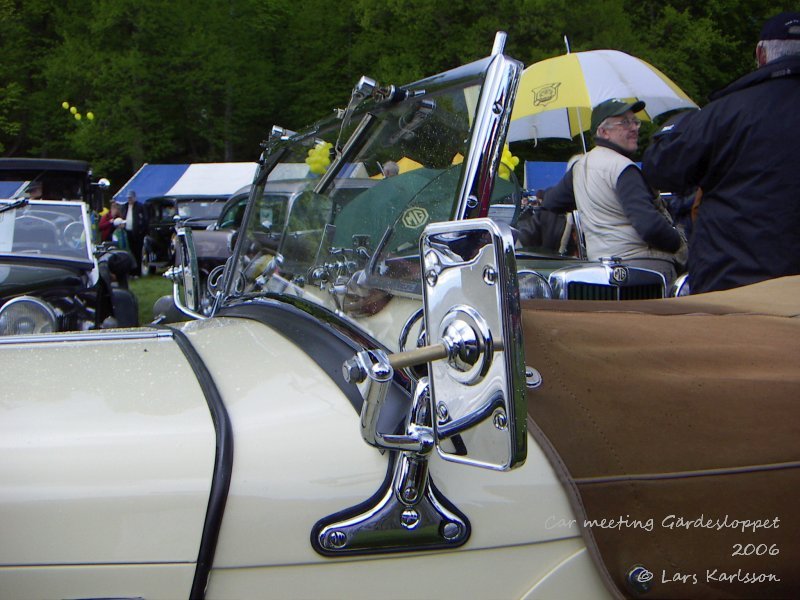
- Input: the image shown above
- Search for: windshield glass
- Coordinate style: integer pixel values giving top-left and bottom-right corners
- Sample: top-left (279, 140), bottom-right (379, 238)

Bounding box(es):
top-left (228, 83), bottom-right (480, 307)
top-left (224, 57), bottom-right (518, 344)
top-left (176, 198), bottom-right (227, 221)
top-left (0, 171), bottom-right (86, 201)
top-left (0, 200), bottom-right (93, 263)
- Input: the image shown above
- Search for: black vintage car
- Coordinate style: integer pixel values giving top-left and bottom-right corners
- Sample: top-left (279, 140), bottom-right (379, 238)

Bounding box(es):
top-left (140, 195), bottom-right (229, 275)
top-left (0, 199), bottom-right (138, 335)
top-left (0, 157), bottom-right (109, 208)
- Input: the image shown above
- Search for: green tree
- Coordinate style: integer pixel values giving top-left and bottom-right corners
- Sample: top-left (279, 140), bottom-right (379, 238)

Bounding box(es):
top-left (2, 0), bottom-right (797, 186)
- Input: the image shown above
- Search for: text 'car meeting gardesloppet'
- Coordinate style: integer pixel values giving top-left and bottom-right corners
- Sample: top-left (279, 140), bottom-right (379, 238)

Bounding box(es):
top-left (1, 33), bottom-right (797, 600)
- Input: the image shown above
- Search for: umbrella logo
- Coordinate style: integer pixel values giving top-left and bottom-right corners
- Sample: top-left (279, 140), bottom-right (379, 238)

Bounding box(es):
top-left (401, 207), bottom-right (429, 229)
top-left (533, 83), bottom-right (561, 107)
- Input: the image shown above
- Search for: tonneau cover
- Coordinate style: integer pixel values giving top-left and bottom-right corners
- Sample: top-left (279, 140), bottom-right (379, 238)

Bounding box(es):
top-left (523, 275), bottom-right (800, 599)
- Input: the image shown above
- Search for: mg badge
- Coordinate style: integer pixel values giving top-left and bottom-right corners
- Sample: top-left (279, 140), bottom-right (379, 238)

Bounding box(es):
top-left (533, 83), bottom-right (561, 107)
top-left (401, 207), bottom-right (429, 229)
top-left (611, 266), bottom-right (628, 284)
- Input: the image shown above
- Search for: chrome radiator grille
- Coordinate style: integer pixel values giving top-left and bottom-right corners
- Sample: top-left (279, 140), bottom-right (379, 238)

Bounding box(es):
top-left (566, 282), bottom-right (665, 301)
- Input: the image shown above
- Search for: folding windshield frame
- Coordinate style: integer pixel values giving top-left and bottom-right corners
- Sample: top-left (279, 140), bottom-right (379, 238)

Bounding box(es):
top-left (219, 41), bottom-right (522, 306)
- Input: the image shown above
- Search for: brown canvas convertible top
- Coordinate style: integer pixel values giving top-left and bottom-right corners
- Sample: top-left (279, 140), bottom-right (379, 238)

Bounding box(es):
top-left (522, 275), bottom-right (800, 599)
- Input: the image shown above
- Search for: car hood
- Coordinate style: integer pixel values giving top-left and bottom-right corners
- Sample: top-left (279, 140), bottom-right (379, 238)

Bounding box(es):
top-left (0, 261), bottom-right (90, 299)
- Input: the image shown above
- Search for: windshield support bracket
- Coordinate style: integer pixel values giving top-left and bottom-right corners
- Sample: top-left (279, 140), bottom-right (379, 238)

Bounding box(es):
top-left (311, 377), bottom-right (470, 556)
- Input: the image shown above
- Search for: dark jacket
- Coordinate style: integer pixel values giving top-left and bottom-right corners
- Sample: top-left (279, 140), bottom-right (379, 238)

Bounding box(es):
top-left (642, 55), bottom-right (800, 293)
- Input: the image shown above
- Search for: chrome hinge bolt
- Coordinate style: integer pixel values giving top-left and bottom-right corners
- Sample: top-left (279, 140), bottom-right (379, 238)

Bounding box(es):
top-left (442, 522), bottom-right (462, 541)
top-left (400, 509), bottom-right (420, 530)
top-left (493, 411), bottom-right (508, 430)
top-left (325, 530), bottom-right (347, 549)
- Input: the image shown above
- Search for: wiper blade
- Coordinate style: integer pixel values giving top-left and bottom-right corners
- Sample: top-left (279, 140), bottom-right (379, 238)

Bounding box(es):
top-left (0, 199), bottom-right (28, 214)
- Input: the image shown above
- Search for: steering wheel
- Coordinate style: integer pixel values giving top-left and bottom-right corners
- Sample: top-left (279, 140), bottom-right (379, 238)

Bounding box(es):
top-left (63, 221), bottom-right (86, 248)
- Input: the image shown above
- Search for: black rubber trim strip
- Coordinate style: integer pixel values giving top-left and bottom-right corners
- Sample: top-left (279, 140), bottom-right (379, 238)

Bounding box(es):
top-left (163, 325), bottom-right (233, 600)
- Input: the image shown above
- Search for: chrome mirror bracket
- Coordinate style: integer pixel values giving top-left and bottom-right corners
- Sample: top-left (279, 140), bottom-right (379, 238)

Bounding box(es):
top-left (312, 378), bottom-right (470, 556)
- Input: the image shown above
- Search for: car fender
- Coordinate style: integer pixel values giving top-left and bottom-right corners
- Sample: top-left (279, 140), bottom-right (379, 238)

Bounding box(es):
top-left (0, 329), bottom-right (217, 593)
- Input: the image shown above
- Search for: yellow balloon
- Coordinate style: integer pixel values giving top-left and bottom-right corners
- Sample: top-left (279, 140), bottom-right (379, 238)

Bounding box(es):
top-left (74, 113), bottom-right (82, 120)
top-left (62, 101), bottom-right (69, 109)
top-left (70, 106), bottom-right (77, 114)
top-left (87, 112), bottom-right (94, 121)
top-left (498, 144), bottom-right (519, 181)
top-left (305, 141), bottom-right (332, 175)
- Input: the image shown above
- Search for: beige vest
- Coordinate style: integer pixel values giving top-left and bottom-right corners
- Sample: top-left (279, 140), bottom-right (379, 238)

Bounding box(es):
top-left (572, 146), bottom-right (674, 263)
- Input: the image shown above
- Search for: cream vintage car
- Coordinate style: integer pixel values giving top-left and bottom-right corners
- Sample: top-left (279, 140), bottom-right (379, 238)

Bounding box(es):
top-left (1, 34), bottom-right (798, 600)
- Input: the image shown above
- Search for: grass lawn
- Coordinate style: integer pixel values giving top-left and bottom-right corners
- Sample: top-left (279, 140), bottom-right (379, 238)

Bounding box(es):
top-left (129, 274), bottom-right (174, 325)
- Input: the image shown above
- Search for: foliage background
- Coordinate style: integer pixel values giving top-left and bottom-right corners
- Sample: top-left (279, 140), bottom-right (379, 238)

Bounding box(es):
top-left (1, 0), bottom-right (794, 189)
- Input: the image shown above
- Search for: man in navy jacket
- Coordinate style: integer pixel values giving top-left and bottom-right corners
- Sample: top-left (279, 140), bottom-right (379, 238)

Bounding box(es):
top-left (643, 12), bottom-right (800, 294)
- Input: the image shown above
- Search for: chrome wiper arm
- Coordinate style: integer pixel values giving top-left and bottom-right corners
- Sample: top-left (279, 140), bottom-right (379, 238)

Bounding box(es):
top-left (0, 199), bottom-right (28, 214)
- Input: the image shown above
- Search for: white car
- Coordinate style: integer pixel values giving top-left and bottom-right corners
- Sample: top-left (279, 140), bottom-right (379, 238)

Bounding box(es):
top-left (1, 34), bottom-right (797, 600)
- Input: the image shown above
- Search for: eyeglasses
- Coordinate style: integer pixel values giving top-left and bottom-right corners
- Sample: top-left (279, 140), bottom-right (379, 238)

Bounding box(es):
top-left (604, 117), bottom-right (642, 129)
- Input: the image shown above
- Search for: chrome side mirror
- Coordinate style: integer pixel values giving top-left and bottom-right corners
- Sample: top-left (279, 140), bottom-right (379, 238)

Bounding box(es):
top-left (343, 219), bottom-right (527, 471)
top-left (319, 219), bottom-right (526, 557)
top-left (421, 218), bottom-right (526, 470)
top-left (164, 226), bottom-right (205, 319)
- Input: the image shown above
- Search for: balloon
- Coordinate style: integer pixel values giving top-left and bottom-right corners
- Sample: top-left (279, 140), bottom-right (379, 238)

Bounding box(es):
top-left (305, 141), bottom-right (333, 175)
top-left (498, 144), bottom-right (519, 180)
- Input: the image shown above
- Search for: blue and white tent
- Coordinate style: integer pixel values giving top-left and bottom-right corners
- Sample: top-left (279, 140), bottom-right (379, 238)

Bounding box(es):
top-left (113, 162), bottom-right (258, 203)
top-left (524, 159), bottom-right (640, 192)
top-left (524, 161), bottom-right (569, 192)
top-left (0, 181), bottom-right (27, 199)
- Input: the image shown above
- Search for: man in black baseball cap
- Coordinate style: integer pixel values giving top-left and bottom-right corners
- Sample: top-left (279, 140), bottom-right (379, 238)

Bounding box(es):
top-left (759, 11), bottom-right (800, 40)
top-left (534, 95), bottom-right (685, 285)
top-left (643, 12), bottom-right (800, 295)
top-left (757, 12), bottom-right (800, 66)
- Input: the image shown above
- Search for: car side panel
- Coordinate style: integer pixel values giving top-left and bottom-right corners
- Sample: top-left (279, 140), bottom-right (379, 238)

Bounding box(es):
top-left (176, 316), bottom-right (389, 568)
top-left (179, 316), bottom-right (602, 598)
top-left (0, 331), bottom-right (217, 597)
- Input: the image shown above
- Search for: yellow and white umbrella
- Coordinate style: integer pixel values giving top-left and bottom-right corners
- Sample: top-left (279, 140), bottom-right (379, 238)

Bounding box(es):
top-left (508, 49), bottom-right (697, 144)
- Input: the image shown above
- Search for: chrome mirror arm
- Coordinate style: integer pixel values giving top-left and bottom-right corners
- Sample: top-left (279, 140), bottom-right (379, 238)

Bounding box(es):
top-left (344, 349), bottom-right (435, 454)
top-left (344, 313), bottom-right (503, 454)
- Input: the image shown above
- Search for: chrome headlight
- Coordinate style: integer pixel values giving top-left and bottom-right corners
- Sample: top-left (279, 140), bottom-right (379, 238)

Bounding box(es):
top-left (517, 270), bottom-right (553, 300)
top-left (0, 296), bottom-right (58, 336)
top-left (671, 273), bottom-right (691, 297)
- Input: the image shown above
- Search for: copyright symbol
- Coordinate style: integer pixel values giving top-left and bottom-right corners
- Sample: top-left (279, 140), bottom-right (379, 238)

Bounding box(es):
top-left (636, 568), bottom-right (654, 583)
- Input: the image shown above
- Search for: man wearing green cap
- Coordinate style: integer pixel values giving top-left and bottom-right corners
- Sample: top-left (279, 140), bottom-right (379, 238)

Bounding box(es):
top-left (540, 98), bottom-right (685, 284)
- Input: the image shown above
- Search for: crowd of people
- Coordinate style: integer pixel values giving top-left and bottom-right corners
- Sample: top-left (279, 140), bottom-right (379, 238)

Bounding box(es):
top-left (522, 11), bottom-right (799, 294)
top-left (95, 190), bottom-right (148, 286)
top-left (97, 190), bottom-right (148, 273)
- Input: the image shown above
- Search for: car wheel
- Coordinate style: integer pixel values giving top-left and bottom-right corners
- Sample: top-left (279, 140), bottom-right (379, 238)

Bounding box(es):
top-left (141, 246), bottom-right (156, 276)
